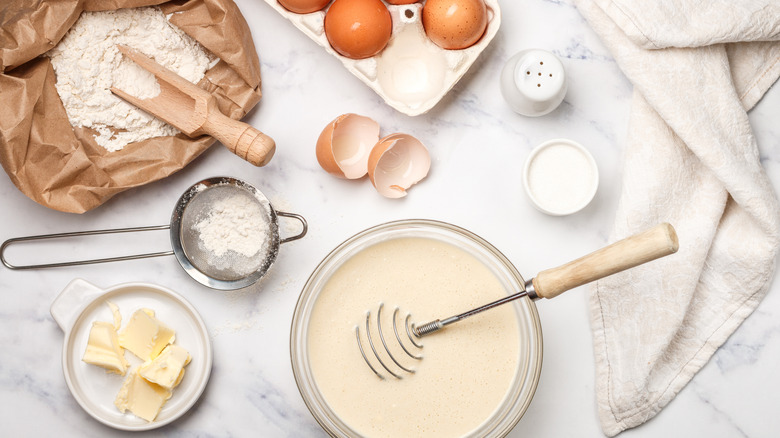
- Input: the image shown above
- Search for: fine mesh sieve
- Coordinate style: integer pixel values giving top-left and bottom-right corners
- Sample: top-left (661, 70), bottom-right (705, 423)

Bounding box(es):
top-left (1, 177), bottom-right (307, 290)
top-left (171, 177), bottom-right (307, 289)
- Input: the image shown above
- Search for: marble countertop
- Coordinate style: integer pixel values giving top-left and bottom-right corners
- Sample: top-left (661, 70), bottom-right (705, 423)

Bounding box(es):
top-left (2, 0), bottom-right (779, 436)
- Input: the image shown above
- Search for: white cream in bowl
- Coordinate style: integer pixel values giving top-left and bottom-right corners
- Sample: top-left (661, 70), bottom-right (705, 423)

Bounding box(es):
top-left (523, 139), bottom-right (599, 216)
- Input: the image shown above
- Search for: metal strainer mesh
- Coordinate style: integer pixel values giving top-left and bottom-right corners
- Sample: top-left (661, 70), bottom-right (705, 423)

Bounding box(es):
top-left (177, 183), bottom-right (280, 283)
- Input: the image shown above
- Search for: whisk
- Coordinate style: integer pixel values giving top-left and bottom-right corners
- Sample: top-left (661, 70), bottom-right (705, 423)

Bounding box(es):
top-left (355, 303), bottom-right (422, 380)
top-left (356, 223), bottom-right (679, 379)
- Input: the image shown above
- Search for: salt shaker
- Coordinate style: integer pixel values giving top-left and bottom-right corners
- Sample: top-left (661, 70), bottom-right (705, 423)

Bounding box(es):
top-left (500, 49), bottom-right (567, 117)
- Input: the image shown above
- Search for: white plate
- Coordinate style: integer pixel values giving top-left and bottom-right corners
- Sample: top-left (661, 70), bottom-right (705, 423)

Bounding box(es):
top-left (51, 279), bottom-right (212, 431)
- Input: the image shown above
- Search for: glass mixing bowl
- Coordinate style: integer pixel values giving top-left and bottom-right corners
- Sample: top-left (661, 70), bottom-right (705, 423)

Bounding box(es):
top-left (290, 219), bottom-right (543, 437)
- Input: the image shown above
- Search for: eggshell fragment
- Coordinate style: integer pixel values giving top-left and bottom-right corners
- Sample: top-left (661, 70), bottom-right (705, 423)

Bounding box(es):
top-left (316, 114), bottom-right (380, 179)
top-left (367, 134), bottom-right (431, 198)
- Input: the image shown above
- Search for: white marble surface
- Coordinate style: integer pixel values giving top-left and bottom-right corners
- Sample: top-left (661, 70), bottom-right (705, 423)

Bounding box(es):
top-left (1, 0), bottom-right (779, 436)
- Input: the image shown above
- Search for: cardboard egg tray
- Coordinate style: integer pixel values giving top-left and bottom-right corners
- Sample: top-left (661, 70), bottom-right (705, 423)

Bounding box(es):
top-left (262, 0), bottom-right (501, 116)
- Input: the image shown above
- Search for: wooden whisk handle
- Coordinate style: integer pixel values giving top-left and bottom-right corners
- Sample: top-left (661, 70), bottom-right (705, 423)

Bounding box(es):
top-left (532, 223), bottom-right (679, 299)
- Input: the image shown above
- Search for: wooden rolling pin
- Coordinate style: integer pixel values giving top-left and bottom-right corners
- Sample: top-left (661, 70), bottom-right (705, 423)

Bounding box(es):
top-left (111, 45), bottom-right (275, 167)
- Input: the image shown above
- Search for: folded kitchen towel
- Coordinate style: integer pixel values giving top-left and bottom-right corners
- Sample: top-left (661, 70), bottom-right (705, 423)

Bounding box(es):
top-left (572, 0), bottom-right (780, 435)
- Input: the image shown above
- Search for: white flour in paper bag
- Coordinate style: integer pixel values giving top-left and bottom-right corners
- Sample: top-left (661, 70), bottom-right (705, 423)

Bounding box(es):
top-left (46, 6), bottom-right (216, 152)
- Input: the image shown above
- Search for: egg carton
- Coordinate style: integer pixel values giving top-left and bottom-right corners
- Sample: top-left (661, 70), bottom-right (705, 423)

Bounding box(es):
top-left (262, 0), bottom-right (502, 116)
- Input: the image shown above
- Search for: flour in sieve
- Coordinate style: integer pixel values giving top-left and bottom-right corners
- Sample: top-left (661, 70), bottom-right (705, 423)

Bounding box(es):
top-left (194, 195), bottom-right (271, 266)
top-left (45, 7), bottom-right (217, 152)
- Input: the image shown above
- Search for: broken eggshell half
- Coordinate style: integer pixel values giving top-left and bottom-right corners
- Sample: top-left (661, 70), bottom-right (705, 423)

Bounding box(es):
top-left (315, 113), bottom-right (380, 179)
top-left (367, 133), bottom-right (431, 198)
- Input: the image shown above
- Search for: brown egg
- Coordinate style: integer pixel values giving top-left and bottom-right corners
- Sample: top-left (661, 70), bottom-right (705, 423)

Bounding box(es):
top-left (278, 0), bottom-right (331, 14)
top-left (422, 0), bottom-right (488, 50)
top-left (324, 0), bottom-right (392, 59)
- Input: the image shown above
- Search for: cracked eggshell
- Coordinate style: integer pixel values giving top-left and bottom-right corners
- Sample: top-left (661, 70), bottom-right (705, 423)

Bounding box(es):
top-left (316, 114), bottom-right (380, 179)
top-left (367, 133), bottom-right (431, 198)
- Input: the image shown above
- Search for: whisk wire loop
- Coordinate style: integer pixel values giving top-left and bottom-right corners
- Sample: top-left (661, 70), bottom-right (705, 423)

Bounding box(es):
top-left (355, 325), bottom-right (384, 380)
top-left (405, 314), bottom-right (423, 349)
top-left (378, 304), bottom-right (415, 374)
top-left (356, 303), bottom-right (423, 379)
top-left (364, 310), bottom-right (402, 380)
top-left (395, 309), bottom-right (422, 360)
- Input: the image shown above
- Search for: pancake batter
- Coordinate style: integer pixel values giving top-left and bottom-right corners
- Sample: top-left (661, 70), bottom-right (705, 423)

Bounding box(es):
top-left (307, 236), bottom-right (521, 437)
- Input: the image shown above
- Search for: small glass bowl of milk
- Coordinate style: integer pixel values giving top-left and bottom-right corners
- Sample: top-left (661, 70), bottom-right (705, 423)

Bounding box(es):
top-left (523, 138), bottom-right (599, 216)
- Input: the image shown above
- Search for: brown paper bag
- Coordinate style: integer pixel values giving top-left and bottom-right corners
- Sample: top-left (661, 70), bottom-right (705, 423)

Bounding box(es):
top-left (0, 0), bottom-right (262, 213)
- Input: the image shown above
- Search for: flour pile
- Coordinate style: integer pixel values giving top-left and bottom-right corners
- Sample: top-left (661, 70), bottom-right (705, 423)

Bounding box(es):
top-left (194, 195), bottom-right (271, 260)
top-left (46, 7), bottom-right (216, 152)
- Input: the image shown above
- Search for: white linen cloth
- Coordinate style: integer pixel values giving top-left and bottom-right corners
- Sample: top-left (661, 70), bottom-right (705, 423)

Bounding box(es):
top-left (572, 0), bottom-right (780, 435)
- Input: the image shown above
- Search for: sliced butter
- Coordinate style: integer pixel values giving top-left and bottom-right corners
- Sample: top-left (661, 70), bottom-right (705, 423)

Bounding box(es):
top-left (82, 321), bottom-right (129, 375)
top-left (138, 344), bottom-right (191, 390)
top-left (119, 309), bottom-right (175, 361)
top-left (106, 300), bottom-right (122, 330)
top-left (115, 370), bottom-right (172, 422)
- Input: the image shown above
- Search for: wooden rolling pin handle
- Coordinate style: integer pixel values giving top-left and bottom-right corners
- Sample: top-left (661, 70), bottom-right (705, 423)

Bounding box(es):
top-left (532, 223), bottom-right (679, 299)
top-left (203, 109), bottom-right (276, 167)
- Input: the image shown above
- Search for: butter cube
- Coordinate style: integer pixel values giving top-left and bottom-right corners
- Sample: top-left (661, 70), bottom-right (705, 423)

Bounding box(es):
top-left (82, 321), bottom-right (129, 375)
top-left (138, 344), bottom-right (191, 390)
top-left (115, 370), bottom-right (172, 422)
top-left (119, 309), bottom-right (175, 361)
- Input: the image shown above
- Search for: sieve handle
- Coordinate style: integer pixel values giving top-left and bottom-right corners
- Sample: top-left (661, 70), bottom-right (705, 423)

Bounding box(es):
top-left (277, 211), bottom-right (308, 244)
top-left (532, 223), bottom-right (679, 299)
top-left (1, 225), bottom-right (173, 270)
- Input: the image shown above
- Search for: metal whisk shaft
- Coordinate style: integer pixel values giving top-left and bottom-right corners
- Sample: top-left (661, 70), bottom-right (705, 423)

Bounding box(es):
top-left (413, 279), bottom-right (536, 338)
